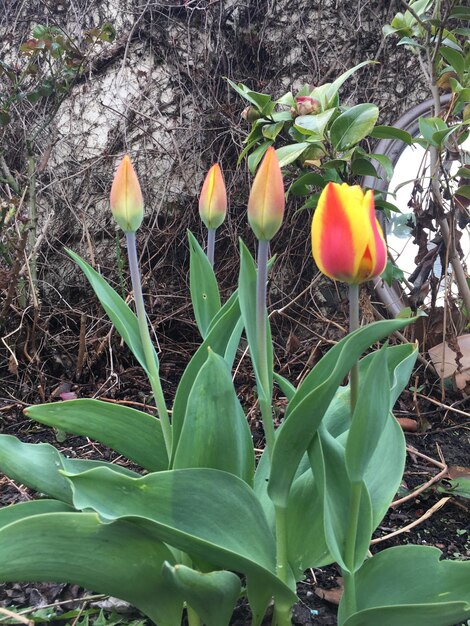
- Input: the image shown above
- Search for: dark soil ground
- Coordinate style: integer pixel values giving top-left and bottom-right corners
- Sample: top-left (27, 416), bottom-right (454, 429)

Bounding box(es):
top-left (1, 351), bottom-right (469, 626)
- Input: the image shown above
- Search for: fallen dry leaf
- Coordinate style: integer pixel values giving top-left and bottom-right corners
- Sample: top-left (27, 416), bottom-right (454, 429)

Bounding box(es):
top-left (428, 334), bottom-right (470, 390)
top-left (314, 578), bottom-right (344, 605)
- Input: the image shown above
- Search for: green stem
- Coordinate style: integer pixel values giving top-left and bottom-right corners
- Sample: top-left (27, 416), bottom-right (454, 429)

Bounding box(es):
top-left (256, 239), bottom-right (275, 458)
top-left (348, 283), bottom-right (360, 414)
top-left (126, 232), bottom-right (172, 456)
top-left (206, 227), bottom-right (216, 267)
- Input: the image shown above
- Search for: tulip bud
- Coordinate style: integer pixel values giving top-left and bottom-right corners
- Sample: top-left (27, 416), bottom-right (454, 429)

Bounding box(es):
top-left (311, 182), bottom-right (387, 284)
top-left (199, 164), bottom-right (227, 229)
top-left (248, 146), bottom-right (285, 241)
top-left (241, 106), bottom-right (261, 123)
top-left (110, 155), bottom-right (144, 233)
top-left (295, 96), bottom-right (321, 116)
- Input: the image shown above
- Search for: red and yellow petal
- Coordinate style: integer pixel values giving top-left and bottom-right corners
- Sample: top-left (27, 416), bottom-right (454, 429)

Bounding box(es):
top-left (311, 182), bottom-right (370, 283)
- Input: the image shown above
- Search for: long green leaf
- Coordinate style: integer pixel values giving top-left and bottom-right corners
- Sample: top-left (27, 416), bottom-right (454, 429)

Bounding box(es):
top-left (162, 562), bottom-right (241, 626)
top-left (0, 512), bottom-right (182, 625)
top-left (308, 426), bottom-right (372, 572)
top-left (188, 230), bottom-right (221, 339)
top-left (341, 546), bottom-right (470, 626)
top-left (67, 249), bottom-right (159, 376)
top-left (0, 436), bottom-right (138, 504)
top-left (0, 500), bottom-right (73, 529)
top-left (25, 398), bottom-right (168, 471)
top-left (171, 291), bottom-right (241, 462)
top-left (345, 346), bottom-right (390, 483)
top-left (66, 466), bottom-right (296, 608)
top-left (268, 317), bottom-right (418, 508)
top-left (173, 349), bottom-right (254, 483)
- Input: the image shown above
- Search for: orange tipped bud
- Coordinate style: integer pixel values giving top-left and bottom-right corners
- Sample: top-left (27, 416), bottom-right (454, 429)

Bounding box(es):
top-left (311, 182), bottom-right (387, 284)
top-left (247, 147), bottom-right (285, 241)
top-left (110, 155), bottom-right (144, 233)
top-left (199, 164), bottom-right (227, 229)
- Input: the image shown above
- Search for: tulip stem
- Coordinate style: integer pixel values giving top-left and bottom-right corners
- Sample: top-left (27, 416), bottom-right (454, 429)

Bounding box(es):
top-left (206, 227), bottom-right (216, 267)
top-left (349, 283), bottom-right (360, 414)
top-left (126, 232), bottom-right (172, 457)
top-left (256, 239), bottom-right (275, 457)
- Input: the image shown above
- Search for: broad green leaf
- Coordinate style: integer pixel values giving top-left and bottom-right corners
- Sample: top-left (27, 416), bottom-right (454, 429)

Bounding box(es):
top-left (25, 398), bottom-right (168, 472)
top-left (188, 230), bottom-right (221, 339)
top-left (294, 109), bottom-right (335, 138)
top-left (286, 469), bottom-right (332, 577)
top-left (418, 116), bottom-right (446, 146)
top-left (330, 104), bottom-right (379, 151)
top-left (173, 349), bottom-right (254, 484)
top-left (351, 158), bottom-right (378, 178)
top-left (369, 125), bottom-right (413, 145)
top-left (171, 291), bottom-right (241, 462)
top-left (345, 345), bottom-right (390, 483)
top-left (262, 121), bottom-right (285, 140)
top-left (0, 500), bottom-right (73, 529)
top-left (341, 546), bottom-right (470, 626)
top-left (67, 249), bottom-right (158, 377)
top-left (439, 47), bottom-right (465, 75)
top-left (0, 513), bottom-right (182, 625)
top-left (275, 143), bottom-right (310, 167)
top-left (238, 240), bottom-right (273, 404)
top-left (0, 436), bottom-right (139, 504)
top-left (308, 426), bottom-right (372, 572)
top-left (162, 562), bottom-right (241, 626)
top-left (276, 91), bottom-right (295, 107)
top-left (67, 467), bottom-right (296, 608)
top-left (369, 153), bottom-right (394, 180)
top-left (268, 316), bottom-right (418, 509)
top-left (432, 123), bottom-right (464, 146)
top-left (288, 172), bottom-right (326, 197)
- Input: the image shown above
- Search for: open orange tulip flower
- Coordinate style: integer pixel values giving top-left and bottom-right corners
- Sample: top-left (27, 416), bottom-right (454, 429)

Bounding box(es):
top-left (199, 163), bottom-right (227, 230)
top-left (248, 146), bottom-right (285, 241)
top-left (311, 182), bottom-right (387, 284)
top-left (110, 154), bottom-right (144, 233)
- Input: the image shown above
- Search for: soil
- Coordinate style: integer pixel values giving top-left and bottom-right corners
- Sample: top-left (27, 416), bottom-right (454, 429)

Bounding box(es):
top-left (1, 345), bottom-right (469, 626)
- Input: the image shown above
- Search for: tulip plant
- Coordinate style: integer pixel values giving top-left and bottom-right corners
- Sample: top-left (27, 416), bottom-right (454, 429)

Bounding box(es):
top-left (1, 150), bottom-right (470, 626)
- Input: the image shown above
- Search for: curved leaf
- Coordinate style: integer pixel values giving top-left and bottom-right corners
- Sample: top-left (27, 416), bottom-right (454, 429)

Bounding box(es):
top-left (66, 466), bottom-right (296, 608)
top-left (25, 399), bottom-right (168, 472)
top-left (188, 230), bottom-right (221, 339)
top-left (163, 562), bottom-right (241, 626)
top-left (0, 500), bottom-right (73, 529)
top-left (0, 512), bottom-right (182, 625)
top-left (341, 546), bottom-right (470, 626)
top-left (67, 249), bottom-right (159, 377)
top-left (0, 436), bottom-right (138, 504)
top-left (171, 290), bottom-right (241, 462)
top-left (173, 349), bottom-right (254, 483)
top-left (268, 317), bottom-right (418, 509)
